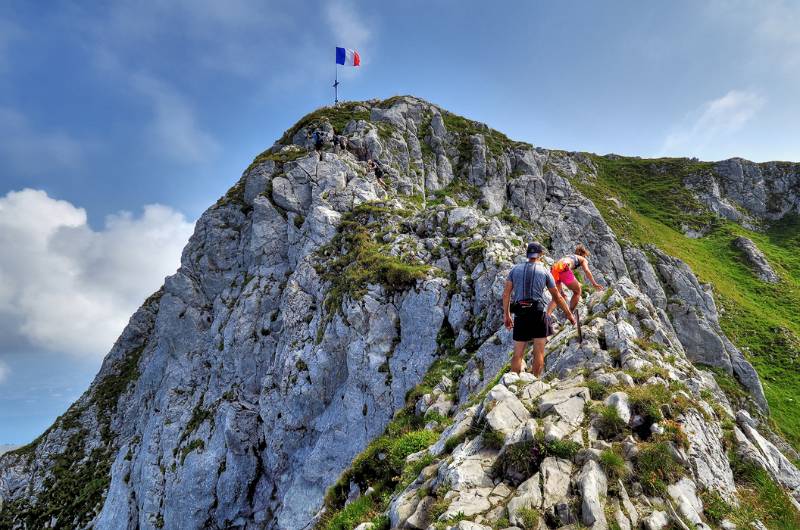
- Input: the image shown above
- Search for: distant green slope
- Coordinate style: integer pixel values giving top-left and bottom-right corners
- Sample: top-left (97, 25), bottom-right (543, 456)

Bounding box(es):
top-left (574, 156), bottom-right (800, 450)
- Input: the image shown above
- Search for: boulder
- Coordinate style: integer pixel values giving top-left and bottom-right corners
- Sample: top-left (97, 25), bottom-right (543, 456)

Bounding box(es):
top-left (577, 460), bottom-right (607, 528)
top-left (604, 391), bottom-right (631, 424)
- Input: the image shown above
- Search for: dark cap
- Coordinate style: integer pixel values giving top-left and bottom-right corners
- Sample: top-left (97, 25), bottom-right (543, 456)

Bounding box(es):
top-left (526, 242), bottom-right (546, 259)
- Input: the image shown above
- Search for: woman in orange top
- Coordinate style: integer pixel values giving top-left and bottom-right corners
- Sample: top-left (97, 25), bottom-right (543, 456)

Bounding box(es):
top-left (546, 244), bottom-right (604, 317)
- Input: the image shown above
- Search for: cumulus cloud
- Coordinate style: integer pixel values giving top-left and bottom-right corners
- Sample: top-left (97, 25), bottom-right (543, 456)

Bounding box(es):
top-left (0, 189), bottom-right (194, 358)
top-left (0, 361), bottom-right (8, 384)
top-left (0, 107), bottom-right (87, 175)
top-left (661, 90), bottom-right (765, 158)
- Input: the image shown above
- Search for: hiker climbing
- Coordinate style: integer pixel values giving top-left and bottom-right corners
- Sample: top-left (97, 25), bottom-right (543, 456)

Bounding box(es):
top-left (546, 244), bottom-right (604, 319)
top-left (503, 242), bottom-right (575, 377)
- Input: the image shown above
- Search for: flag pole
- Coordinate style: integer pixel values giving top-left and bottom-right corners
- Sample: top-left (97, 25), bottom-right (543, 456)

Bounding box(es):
top-left (333, 64), bottom-right (339, 106)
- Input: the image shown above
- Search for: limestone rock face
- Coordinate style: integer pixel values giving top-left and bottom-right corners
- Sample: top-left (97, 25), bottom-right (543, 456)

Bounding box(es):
top-left (685, 158), bottom-right (800, 227)
top-left (733, 236), bottom-right (780, 283)
top-left (0, 96), bottom-right (796, 530)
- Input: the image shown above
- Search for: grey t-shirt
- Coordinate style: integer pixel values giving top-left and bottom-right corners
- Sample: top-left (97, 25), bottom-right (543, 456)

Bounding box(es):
top-left (507, 261), bottom-right (556, 303)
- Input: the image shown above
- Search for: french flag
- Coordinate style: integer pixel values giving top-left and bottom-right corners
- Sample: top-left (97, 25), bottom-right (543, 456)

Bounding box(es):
top-left (336, 47), bottom-right (360, 67)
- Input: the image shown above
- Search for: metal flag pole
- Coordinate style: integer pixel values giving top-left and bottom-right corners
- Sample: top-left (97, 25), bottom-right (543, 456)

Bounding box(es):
top-left (333, 63), bottom-right (339, 105)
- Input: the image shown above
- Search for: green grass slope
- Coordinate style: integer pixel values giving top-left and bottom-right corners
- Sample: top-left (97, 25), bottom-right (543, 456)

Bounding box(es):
top-left (573, 156), bottom-right (800, 449)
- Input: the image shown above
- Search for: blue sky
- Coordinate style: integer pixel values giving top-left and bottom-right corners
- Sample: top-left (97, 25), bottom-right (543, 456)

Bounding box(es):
top-left (1, 0), bottom-right (799, 444)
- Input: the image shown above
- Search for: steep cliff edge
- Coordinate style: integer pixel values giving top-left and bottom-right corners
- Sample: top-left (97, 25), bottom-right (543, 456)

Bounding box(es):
top-left (1, 96), bottom-right (798, 530)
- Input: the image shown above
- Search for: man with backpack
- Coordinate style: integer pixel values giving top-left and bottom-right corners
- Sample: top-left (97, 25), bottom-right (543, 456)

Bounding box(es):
top-left (502, 242), bottom-right (576, 376)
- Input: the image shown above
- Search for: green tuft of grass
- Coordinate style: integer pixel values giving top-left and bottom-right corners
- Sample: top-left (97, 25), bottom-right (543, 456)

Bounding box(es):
top-left (517, 507), bottom-right (540, 529)
top-left (599, 448), bottom-right (628, 480)
top-left (634, 442), bottom-right (684, 495)
top-left (595, 404), bottom-right (627, 439)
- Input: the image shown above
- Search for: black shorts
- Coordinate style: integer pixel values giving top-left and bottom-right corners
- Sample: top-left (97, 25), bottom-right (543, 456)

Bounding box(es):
top-left (512, 309), bottom-right (553, 342)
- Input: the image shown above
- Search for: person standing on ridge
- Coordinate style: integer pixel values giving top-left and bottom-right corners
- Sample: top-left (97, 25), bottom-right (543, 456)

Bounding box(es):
top-left (503, 242), bottom-right (575, 377)
top-left (546, 244), bottom-right (604, 318)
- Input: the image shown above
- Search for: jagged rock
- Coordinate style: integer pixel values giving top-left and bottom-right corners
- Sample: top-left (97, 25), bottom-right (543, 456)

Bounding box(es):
top-left (483, 385), bottom-right (530, 437)
top-left (442, 488), bottom-right (493, 519)
top-left (611, 500), bottom-right (631, 530)
top-left (667, 478), bottom-right (707, 529)
top-left (438, 437), bottom-right (495, 491)
top-left (431, 406), bottom-right (477, 456)
top-left (452, 521), bottom-right (492, 530)
top-left (643, 510), bottom-right (669, 530)
top-left (682, 409), bottom-right (737, 502)
top-left (540, 457), bottom-right (573, 510)
top-left (617, 480), bottom-right (639, 528)
top-left (354, 523), bottom-right (374, 530)
top-left (652, 249), bottom-right (768, 410)
top-left (390, 488), bottom-right (421, 528)
top-left (507, 473), bottom-right (542, 525)
top-left (687, 158), bottom-right (800, 224)
top-left (735, 418), bottom-right (800, 508)
top-left (406, 494), bottom-right (436, 529)
top-left (604, 391), bottom-right (631, 424)
top-left (733, 237), bottom-right (779, 283)
top-left (577, 460), bottom-right (607, 528)
top-left (538, 387), bottom-right (591, 426)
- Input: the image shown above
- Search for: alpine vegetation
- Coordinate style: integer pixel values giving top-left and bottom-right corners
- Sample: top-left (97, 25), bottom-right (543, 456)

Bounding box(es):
top-left (1, 96), bottom-right (799, 530)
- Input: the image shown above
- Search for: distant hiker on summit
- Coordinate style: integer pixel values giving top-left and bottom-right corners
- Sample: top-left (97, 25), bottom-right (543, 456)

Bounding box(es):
top-left (503, 242), bottom-right (575, 377)
top-left (546, 244), bottom-right (604, 319)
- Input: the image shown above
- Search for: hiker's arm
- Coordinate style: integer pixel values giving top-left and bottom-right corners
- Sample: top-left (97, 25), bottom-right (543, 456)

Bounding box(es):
top-left (503, 280), bottom-right (513, 330)
top-left (549, 286), bottom-right (576, 324)
top-left (581, 259), bottom-right (603, 289)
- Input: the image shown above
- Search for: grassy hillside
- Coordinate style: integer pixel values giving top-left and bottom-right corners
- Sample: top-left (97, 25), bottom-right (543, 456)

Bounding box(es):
top-left (574, 156), bottom-right (800, 450)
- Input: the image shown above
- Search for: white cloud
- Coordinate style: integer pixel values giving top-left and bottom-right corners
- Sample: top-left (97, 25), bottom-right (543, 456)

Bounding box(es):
top-left (326, 0), bottom-right (371, 50)
top-left (0, 107), bottom-right (87, 175)
top-left (0, 361), bottom-right (8, 384)
top-left (0, 189), bottom-right (194, 358)
top-left (130, 73), bottom-right (220, 164)
top-left (661, 90), bottom-right (765, 158)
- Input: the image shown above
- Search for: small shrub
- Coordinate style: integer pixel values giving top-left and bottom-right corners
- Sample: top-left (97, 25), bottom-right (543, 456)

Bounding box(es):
top-left (322, 494), bottom-right (377, 530)
top-left (654, 420), bottom-right (689, 450)
top-left (700, 490), bottom-right (731, 524)
top-left (370, 514), bottom-right (390, 530)
top-left (517, 507), bottom-right (540, 529)
top-left (635, 442), bottom-right (683, 494)
top-left (444, 432), bottom-right (467, 454)
top-left (586, 379), bottom-right (609, 400)
top-left (545, 438), bottom-right (581, 460)
top-left (483, 428), bottom-right (506, 450)
top-left (596, 404), bottom-right (627, 439)
top-left (627, 384), bottom-right (671, 423)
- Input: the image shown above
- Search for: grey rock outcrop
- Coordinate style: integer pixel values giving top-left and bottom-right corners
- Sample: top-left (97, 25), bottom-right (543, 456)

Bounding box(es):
top-left (733, 236), bottom-right (780, 283)
top-left (685, 158), bottom-right (800, 227)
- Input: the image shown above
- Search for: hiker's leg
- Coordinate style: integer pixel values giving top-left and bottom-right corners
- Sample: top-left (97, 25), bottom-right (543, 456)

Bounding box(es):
top-left (566, 280), bottom-right (582, 311)
top-left (546, 281), bottom-right (561, 315)
top-left (510, 341), bottom-right (527, 373)
top-left (531, 338), bottom-right (547, 377)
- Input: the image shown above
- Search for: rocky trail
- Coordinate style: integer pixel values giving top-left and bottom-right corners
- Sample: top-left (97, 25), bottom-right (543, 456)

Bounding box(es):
top-left (1, 96), bottom-right (798, 530)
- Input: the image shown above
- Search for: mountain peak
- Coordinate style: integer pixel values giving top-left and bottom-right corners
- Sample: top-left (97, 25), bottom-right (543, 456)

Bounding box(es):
top-left (2, 97), bottom-right (799, 530)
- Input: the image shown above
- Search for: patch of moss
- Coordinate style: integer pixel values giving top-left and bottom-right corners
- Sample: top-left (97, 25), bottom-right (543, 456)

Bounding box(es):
top-left (180, 439), bottom-right (205, 464)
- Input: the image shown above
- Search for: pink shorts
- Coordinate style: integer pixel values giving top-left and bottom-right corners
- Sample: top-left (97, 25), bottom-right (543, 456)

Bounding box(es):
top-left (558, 268), bottom-right (576, 285)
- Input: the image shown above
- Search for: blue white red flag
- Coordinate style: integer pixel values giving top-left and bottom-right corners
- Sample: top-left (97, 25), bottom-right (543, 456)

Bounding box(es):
top-left (335, 47), bottom-right (360, 66)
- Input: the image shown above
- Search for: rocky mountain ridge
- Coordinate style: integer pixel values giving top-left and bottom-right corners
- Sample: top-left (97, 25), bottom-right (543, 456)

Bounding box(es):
top-left (0, 96), bottom-right (798, 530)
